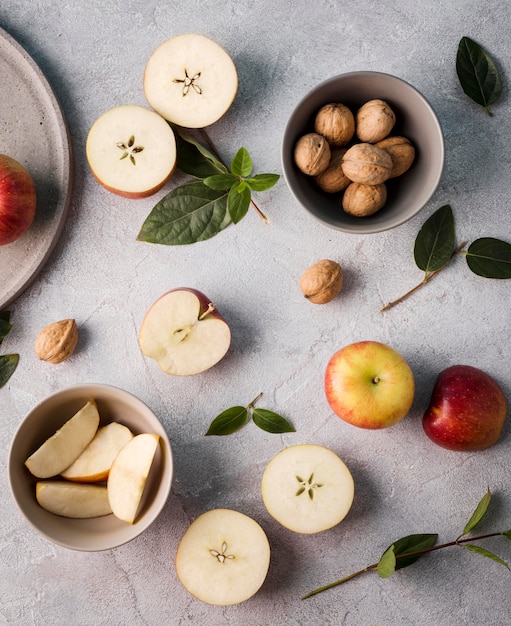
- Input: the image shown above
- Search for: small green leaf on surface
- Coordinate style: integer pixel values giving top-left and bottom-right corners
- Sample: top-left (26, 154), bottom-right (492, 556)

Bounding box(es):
top-left (0, 354), bottom-right (19, 388)
top-left (466, 238), bottom-right (511, 278)
top-left (377, 546), bottom-right (397, 578)
top-left (0, 314), bottom-right (12, 344)
top-left (414, 205), bottom-right (455, 273)
top-left (252, 408), bottom-right (296, 434)
top-left (230, 147), bottom-right (252, 177)
top-left (461, 488), bottom-right (491, 536)
top-left (504, 530), bottom-right (511, 540)
top-left (228, 184), bottom-right (251, 224)
top-left (245, 174), bottom-right (280, 192)
top-left (462, 544), bottom-right (510, 569)
top-left (174, 128), bottom-right (227, 177)
top-left (456, 36), bottom-right (502, 115)
top-left (385, 534), bottom-right (438, 572)
top-left (203, 173), bottom-right (238, 191)
top-left (206, 406), bottom-right (249, 436)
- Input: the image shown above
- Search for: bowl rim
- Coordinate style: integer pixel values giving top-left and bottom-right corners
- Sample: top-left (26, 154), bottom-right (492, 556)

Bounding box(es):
top-left (8, 382), bottom-right (173, 551)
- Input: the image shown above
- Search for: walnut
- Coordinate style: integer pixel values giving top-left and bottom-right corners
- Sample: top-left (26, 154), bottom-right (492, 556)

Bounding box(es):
top-left (314, 103), bottom-right (355, 148)
top-left (293, 133), bottom-right (331, 176)
top-left (342, 182), bottom-right (387, 217)
top-left (375, 136), bottom-right (415, 177)
top-left (35, 319), bottom-right (79, 364)
top-left (356, 99), bottom-right (396, 143)
top-left (341, 143), bottom-right (392, 185)
top-left (314, 149), bottom-right (351, 193)
top-left (300, 259), bottom-right (344, 304)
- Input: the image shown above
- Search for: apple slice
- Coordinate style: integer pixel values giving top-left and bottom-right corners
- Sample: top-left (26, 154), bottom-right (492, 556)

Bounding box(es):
top-left (36, 481), bottom-right (112, 518)
top-left (107, 433), bottom-right (160, 524)
top-left (86, 105), bottom-right (177, 198)
top-left (144, 34), bottom-right (238, 128)
top-left (261, 444), bottom-right (354, 534)
top-left (175, 508), bottom-right (270, 606)
top-left (61, 422), bottom-right (134, 482)
top-left (25, 400), bottom-right (100, 479)
top-left (139, 288), bottom-right (231, 376)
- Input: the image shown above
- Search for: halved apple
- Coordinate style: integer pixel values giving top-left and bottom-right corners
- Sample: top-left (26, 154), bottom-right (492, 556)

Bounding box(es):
top-left (86, 105), bottom-right (177, 198)
top-left (261, 444), bottom-right (354, 534)
top-left (107, 433), bottom-right (160, 524)
top-left (61, 422), bottom-right (134, 482)
top-left (144, 34), bottom-right (238, 128)
top-left (175, 508), bottom-right (270, 606)
top-left (36, 481), bottom-right (112, 519)
top-left (25, 400), bottom-right (100, 479)
top-left (139, 288), bottom-right (231, 376)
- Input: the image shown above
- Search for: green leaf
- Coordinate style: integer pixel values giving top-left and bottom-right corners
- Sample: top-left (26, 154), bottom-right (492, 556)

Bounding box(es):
top-left (377, 546), bottom-right (397, 578)
top-left (252, 408), bottom-right (295, 434)
top-left (203, 173), bottom-right (238, 191)
top-left (230, 147), bottom-right (252, 177)
top-left (0, 318), bottom-right (12, 345)
top-left (462, 544), bottom-right (510, 569)
top-left (227, 184), bottom-right (251, 224)
top-left (378, 534), bottom-right (438, 577)
top-left (0, 354), bottom-right (19, 388)
top-left (503, 530), bottom-right (511, 540)
top-left (414, 205), bottom-right (455, 274)
top-left (206, 406), bottom-right (249, 436)
top-left (456, 37), bottom-right (502, 115)
top-left (0, 311), bottom-right (10, 322)
top-left (137, 182), bottom-right (230, 245)
top-left (173, 128), bottom-right (228, 178)
top-left (461, 488), bottom-right (491, 537)
top-left (245, 173), bottom-right (280, 192)
top-left (466, 238), bottom-right (511, 278)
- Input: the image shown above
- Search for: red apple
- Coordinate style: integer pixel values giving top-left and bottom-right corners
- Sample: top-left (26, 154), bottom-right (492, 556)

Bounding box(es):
top-left (0, 154), bottom-right (37, 245)
top-left (422, 365), bottom-right (508, 451)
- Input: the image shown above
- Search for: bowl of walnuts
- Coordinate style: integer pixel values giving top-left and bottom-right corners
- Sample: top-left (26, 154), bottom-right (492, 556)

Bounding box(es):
top-left (281, 71), bottom-right (444, 234)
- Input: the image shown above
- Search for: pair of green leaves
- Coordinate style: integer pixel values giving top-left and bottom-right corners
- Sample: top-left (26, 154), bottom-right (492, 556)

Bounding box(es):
top-left (206, 392), bottom-right (295, 436)
top-left (0, 311), bottom-right (19, 388)
top-left (137, 128), bottom-right (279, 245)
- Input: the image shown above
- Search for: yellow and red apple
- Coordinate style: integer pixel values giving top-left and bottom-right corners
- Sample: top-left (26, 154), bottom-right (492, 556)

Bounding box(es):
top-left (0, 154), bottom-right (37, 245)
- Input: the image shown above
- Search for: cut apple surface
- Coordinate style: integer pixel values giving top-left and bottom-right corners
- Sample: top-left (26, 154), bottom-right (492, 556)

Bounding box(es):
top-left (139, 288), bottom-right (231, 376)
top-left (86, 105), bottom-right (177, 198)
top-left (61, 422), bottom-right (134, 482)
top-left (144, 34), bottom-right (238, 128)
top-left (175, 508), bottom-right (270, 606)
top-left (36, 481), bottom-right (112, 519)
top-left (261, 444), bottom-right (354, 534)
top-left (25, 400), bottom-right (100, 479)
top-left (107, 433), bottom-right (160, 524)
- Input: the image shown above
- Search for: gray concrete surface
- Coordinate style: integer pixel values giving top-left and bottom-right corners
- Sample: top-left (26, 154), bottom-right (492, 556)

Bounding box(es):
top-left (1, 1), bottom-right (511, 624)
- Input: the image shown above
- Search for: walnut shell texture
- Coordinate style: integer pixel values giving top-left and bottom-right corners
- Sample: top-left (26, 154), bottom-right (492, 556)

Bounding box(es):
top-left (375, 136), bottom-right (415, 178)
top-left (300, 259), bottom-right (344, 304)
top-left (356, 99), bottom-right (396, 143)
top-left (314, 149), bottom-right (351, 193)
top-left (314, 103), bottom-right (355, 148)
top-left (294, 133), bottom-right (331, 176)
top-left (341, 143), bottom-right (392, 185)
top-left (35, 319), bottom-right (79, 364)
top-left (342, 182), bottom-right (387, 217)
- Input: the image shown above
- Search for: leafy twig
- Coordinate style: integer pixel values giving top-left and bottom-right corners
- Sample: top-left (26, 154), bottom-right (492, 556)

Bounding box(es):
top-left (0, 311), bottom-right (19, 388)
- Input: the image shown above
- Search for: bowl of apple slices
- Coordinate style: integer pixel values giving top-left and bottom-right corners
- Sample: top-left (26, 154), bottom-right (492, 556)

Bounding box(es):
top-left (8, 384), bottom-right (173, 551)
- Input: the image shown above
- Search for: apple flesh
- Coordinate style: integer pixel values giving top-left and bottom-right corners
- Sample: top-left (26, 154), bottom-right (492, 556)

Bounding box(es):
top-left (25, 400), bottom-right (100, 478)
top-left (144, 34), bottom-right (238, 128)
top-left (36, 481), bottom-right (112, 518)
top-left (86, 105), bottom-right (177, 198)
top-left (325, 340), bottom-right (415, 429)
top-left (261, 444), bottom-right (354, 534)
top-left (422, 365), bottom-right (508, 451)
top-left (175, 508), bottom-right (270, 606)
top-left (0, 154), bottom-right (37, 245)
top-left (61, 422), bottom-right (133, 482)
top-left (139, 288), bottom-right (231, 376)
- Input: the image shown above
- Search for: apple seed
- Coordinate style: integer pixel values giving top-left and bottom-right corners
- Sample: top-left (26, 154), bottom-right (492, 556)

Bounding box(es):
top-left (116, 135), bottom-right (144, 165)
top-left (173, 69), bottom-right (203, 96)
top-left (209, 541), bottom-right (235, 564)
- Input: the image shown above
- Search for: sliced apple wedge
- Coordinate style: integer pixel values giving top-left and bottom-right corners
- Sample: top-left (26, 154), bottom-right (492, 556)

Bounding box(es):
top-left (107, 433), bottom-right (160, 524)
top-left (25, 400), bottom-right (100, 479)
top-left (139, 288), bottom-right (231, 376)
top-left (36, 481), bottom-right (112, 518)
top-left (175, 508), bottom-right (270, 606)
top-left (261, 444), bottom-right (354, 534)
top-left (86, 105), bottom-right (177, 198)
top-left (61, 422), bottom-right (134, 482)
top-left (144, 34), bottom-right (238, 128)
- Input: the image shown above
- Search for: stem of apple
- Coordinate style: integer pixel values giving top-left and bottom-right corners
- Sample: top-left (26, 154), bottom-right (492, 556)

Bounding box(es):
top-left (199, 303), bottom-right (216, 320)
top-left (199, 128), bottom-right (270, 223)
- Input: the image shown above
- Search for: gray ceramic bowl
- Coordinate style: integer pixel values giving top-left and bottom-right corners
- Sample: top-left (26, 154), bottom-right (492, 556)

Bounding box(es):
top-left (281, 71), bottom-right (444, 234)
top-left (8, 384), bottom-right (173, 551)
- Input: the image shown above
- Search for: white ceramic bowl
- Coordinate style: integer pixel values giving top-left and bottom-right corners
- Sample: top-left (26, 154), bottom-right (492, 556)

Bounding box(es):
top-left (8, 384), bottom-right (173, 551)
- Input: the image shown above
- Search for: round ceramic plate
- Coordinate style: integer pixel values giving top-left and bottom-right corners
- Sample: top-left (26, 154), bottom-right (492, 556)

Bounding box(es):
top-left (0, 27), bottom-right (72, 308)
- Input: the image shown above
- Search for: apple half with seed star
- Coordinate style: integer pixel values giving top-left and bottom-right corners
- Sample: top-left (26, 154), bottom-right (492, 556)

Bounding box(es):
top-left (139, 288), bottom-right (231, 376)
top-left (144, 34), bottom-right (238, 128)
top-left (86, 105), bottom-right (177, 198)
top-left (325, 340), bottom-right (415, 429)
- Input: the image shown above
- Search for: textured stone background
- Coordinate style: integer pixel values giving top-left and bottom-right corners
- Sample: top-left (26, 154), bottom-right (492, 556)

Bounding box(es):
top-left (1, 1), bottom-right (511, 624)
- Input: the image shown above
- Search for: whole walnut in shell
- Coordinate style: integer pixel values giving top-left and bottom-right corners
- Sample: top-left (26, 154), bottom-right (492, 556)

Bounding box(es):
top-left (342, 182), bottom-right (387, 217)
top-left (356, 99), bottom-right (396, 143)
top-left (341, 143), bottom-right (392, 185)
top-left (314, 149), bottom-right (351, 193)
top-left (294, 133), bottom-right (331, 176)
top-left (35, 319), bottom-right (79, 364)
top-left (375, 136), bottom-right (415, 178)
top-left (314, 103), bottom-right (355, 148)
top-left (300, 259), bottom-right (343, 304)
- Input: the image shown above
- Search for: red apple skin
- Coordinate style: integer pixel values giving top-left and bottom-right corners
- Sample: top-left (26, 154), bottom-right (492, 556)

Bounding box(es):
top-left (422, 365), bottom-right (508, 451)
top-left (90, 165), bottom-right (175, 199)
top-left (0, 154), bottom-right (37, 245)
top-left (142, 287), bottom-right (226, 324)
